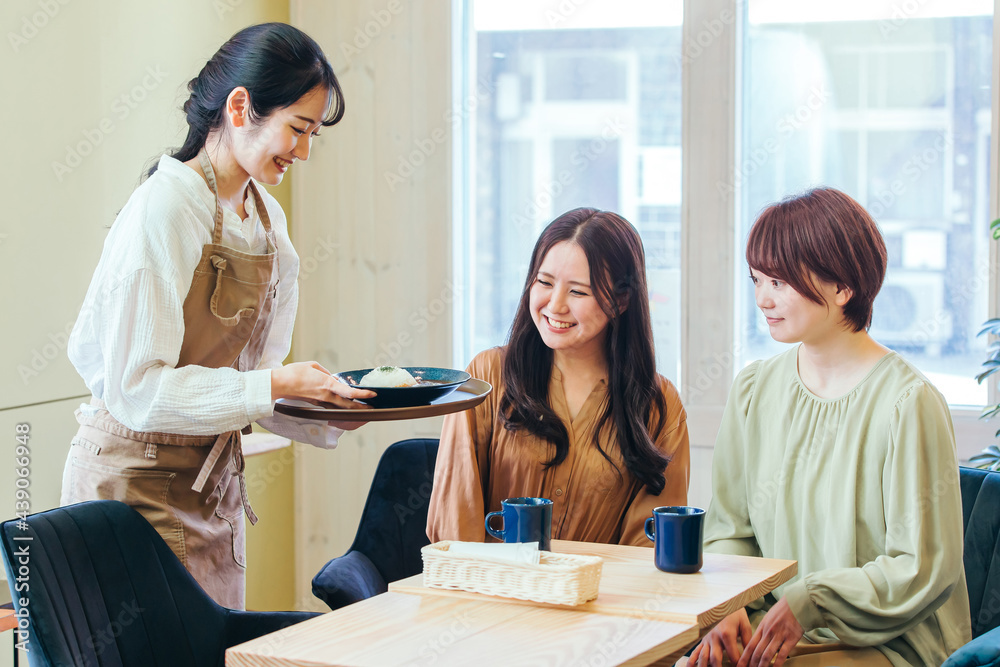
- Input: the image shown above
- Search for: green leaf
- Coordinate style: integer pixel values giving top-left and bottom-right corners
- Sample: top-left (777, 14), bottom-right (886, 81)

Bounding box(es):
top-left (977, 319), bottom-right (1000, 336)
top-left (979, 405), bottom-right (1000, 419)
top-left (975, 368), bottom-right (1000, 384)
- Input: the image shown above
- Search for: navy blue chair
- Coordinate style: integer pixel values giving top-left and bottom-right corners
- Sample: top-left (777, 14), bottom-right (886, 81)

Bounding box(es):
top-left (0, 500), bottom-right (318, 667)
top-left (312, 438), bottom-right (439, 610)
top-left (943, 466), bottom-right (1000, 667)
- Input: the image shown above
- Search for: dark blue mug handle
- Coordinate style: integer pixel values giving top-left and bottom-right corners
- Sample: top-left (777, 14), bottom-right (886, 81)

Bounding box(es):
top-left (485, 511), bottom-right (505, 540)
top-left (644, 516), bottom-right (655, 543)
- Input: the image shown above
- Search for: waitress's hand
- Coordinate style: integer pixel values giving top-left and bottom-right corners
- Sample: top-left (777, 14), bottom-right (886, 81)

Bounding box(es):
top-left (271, 361), bottom-right (376, 409)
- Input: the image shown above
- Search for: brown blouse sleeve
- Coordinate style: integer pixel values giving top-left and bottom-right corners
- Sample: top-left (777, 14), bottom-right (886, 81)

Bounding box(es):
top-left (618, 377), bottom-right (690, 546)
top-left (426, 349), bottom-right (501, 543)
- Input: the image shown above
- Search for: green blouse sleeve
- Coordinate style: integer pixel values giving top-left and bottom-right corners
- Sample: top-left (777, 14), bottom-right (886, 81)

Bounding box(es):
top-left (782, 382), bottom-right (966, 642)
top-left (703, 362), bottom-right (762, 558)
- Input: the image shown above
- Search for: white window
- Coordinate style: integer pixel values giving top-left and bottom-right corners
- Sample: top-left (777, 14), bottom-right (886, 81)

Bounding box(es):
top-left (739, 3), bottom-right (993, 407)
top-left (455, 0), bottom-right (998, 465)
top-left (458, 0), bottom-right (685, 380)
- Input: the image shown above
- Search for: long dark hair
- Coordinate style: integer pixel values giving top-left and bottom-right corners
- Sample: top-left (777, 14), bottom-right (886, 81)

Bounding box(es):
top-left (498, 208), bottom-right (671, 494)
top-left (148, 22), bottom-right (344, 178)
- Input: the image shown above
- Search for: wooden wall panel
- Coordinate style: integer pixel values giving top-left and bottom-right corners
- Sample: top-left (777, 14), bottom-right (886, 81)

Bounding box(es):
top-left (290, 0), bottom-right (453, 608)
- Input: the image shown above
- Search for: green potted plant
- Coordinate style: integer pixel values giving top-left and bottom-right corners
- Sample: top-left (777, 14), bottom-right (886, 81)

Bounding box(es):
top-left (974, 317), bottom-right (1000, 470)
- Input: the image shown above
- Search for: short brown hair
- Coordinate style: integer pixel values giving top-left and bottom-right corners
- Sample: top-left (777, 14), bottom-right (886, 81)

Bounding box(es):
top-left (746, 187), bottom-right (887, 332)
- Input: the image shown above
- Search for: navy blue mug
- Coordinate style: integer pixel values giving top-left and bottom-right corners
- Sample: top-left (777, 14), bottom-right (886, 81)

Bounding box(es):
top-left (485, 497), bottom-right (553, 551)
top-left (644, 506), bottom-right (705, 574)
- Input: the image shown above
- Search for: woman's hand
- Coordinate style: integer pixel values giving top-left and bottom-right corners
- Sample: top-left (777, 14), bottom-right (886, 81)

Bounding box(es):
top-left (688, 608), bottom-right (752, 667)
top-left (271, 361), bottom-right (376, 409)
top-left (736, 597), bottom-right (803, 667)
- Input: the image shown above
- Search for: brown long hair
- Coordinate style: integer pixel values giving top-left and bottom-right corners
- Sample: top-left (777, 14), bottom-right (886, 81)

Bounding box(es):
top-left (498, 208), bottom-right (671, 494)
top-left (747, 187), bottom-right (887, 331)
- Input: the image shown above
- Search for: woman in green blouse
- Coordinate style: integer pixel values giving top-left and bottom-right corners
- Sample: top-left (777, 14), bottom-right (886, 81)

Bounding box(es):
top-left (687, 188), bottom-right (970, 667)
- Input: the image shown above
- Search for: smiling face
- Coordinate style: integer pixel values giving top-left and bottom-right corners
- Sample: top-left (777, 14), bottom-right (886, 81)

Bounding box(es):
top-left (529, 241), bottom-right (611, 357)
top-left (233, 85), bottom-right (332, 186)
top-left (751, 267), bottom-right (852, 345)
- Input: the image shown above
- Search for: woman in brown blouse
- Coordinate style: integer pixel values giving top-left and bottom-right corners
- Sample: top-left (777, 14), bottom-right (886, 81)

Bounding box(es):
top-left (427, 208), bottom-right (690, 547)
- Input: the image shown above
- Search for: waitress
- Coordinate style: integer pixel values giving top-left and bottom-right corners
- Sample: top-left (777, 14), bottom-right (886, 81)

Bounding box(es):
top-left (61, 23), bottom-right (371, 610)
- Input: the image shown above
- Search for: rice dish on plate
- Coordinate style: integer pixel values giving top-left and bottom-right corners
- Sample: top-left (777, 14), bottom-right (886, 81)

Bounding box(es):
top-left (360, 365), bottom-right (418, 388)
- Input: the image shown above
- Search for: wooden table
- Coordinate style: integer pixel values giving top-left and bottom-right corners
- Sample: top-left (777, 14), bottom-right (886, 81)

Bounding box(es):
top-left (227, 541), bottom-right (796, 667)
top-left (226, 592), bottom-right (698, 666)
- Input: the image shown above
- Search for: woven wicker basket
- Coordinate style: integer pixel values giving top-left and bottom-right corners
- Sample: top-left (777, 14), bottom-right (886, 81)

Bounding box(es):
top-left (421, 540), bottom-right (603, 606)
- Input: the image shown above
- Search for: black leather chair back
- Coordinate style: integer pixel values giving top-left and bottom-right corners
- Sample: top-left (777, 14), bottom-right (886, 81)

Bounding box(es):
top-left (348, 438), bottom-right (440, 584)
top-left (0, 500), bottom-right (315, 667)
top-left (959, 466), bottom-right (1000, 638)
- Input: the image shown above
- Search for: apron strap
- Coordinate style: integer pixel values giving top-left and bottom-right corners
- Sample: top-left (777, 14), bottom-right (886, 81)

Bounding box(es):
top-left (246, 180), bottom-right (280, 296)
top-left (197, 150), bottom-right (225, 245)
top-left (191, 430), bottom-right (258, 526)
top-left (247, 180), bottom-right (273, 234)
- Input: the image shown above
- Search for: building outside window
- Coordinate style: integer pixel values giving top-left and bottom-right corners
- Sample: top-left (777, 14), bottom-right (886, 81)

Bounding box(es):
top-left (459, 0), bottom-right (994, 411)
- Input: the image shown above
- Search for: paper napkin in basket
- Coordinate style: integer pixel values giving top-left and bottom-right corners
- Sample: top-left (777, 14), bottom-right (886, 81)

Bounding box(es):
top-left (446, 541), bottom-right (541, 565)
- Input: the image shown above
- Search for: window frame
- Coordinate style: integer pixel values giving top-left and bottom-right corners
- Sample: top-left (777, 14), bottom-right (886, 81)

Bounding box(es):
top-left (680, 0), bottom-right (1000, 461)
top-left (453, 0), bottom-right (1000, 462)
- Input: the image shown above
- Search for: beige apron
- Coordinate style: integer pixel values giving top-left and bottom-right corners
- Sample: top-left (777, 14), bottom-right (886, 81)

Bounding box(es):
top-left (61, 151), bottom-right (278, 610)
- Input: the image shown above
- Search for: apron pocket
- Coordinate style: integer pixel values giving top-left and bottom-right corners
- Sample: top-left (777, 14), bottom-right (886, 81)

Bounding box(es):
top-left (215, 503), bottom-right (247, 569)
top-left (64, 456), bottom-right (186, 565)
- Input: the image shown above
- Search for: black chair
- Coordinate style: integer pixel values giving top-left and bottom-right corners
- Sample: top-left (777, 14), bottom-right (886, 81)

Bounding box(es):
top-left (312, 438), bottom-right (439, 610)
top-left (0, 500), bottom-right (318, 667)
top-left (942, 466), bottom-right (1000, 666)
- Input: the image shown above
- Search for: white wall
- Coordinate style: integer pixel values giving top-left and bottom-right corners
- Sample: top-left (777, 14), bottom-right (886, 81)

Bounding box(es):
top-left (0, 1), bottom-right (295, 661)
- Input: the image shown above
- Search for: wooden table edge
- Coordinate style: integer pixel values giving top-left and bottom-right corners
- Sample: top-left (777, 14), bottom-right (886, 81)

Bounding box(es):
top-left (388, 576), bottom-right (704, 625)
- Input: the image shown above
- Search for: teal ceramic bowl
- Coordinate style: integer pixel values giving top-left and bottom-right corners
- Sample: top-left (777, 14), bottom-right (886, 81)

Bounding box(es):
top-left (334, 367), bottom-right (472, 408)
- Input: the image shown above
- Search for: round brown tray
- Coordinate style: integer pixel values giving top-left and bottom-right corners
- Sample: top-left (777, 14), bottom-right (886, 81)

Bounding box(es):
top-left (273, 378), bottom-right (492, 422)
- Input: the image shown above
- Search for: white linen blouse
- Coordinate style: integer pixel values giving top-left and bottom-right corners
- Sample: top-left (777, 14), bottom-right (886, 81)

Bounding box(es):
top-left (68, 154), bottom-right (341, 448)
